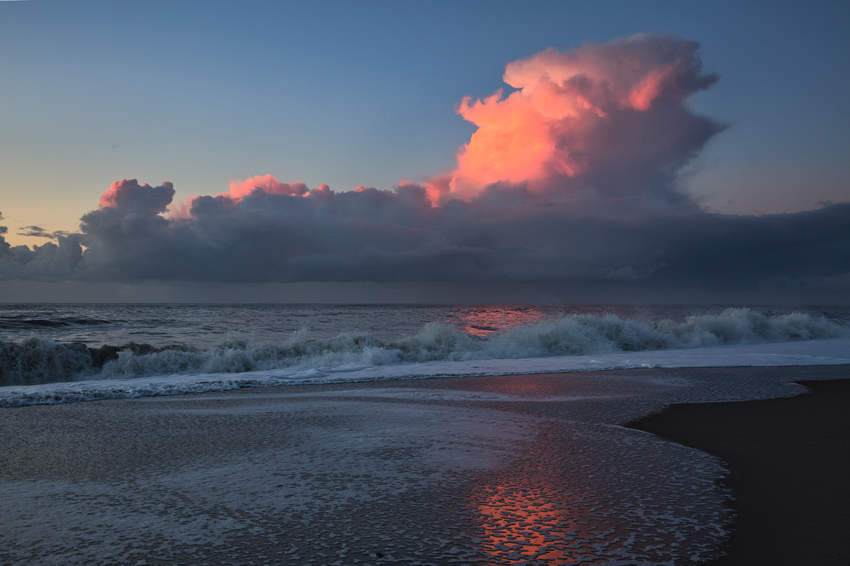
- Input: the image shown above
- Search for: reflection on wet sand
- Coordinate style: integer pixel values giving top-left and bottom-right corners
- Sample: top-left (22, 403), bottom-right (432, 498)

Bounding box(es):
top-left (466, 418), bottom-right (731, 565)
top-left (473, 482), bottom-right (577, 564)
top-left (469, 456), bottom-right (625, 566)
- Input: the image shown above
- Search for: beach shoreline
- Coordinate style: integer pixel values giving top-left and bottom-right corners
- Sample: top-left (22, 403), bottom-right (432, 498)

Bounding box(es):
top-left (628, 376), bottom-right (850, 566)
top-left (2, 364), bottom-right (848, 564)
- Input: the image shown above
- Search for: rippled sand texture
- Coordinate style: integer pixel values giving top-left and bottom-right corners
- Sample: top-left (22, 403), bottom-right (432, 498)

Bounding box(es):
top-left (4, 366), bottom-right (843, 565)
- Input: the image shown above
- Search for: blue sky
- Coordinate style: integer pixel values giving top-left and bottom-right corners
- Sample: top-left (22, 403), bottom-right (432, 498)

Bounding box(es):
top-left (0, 1), bottom-right (848, 302)
top-left (2, 0), bottom-right (848, 241)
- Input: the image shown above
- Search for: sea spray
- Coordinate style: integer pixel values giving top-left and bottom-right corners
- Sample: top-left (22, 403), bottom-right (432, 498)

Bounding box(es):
top-left (0, 337), bottom-right (93, 386)
top-left (1, 308), bottom-right (847, 387)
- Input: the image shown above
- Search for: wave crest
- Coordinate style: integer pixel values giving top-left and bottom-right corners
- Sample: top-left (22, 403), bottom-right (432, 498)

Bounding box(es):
top-left (2, 308), bottom-right (846, 387)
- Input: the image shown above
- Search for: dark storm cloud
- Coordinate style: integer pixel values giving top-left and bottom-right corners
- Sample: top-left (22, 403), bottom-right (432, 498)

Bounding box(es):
top-left (0, 233), bottom-right (84, 280)
top-left (1, 180), bottom-right (848, 295)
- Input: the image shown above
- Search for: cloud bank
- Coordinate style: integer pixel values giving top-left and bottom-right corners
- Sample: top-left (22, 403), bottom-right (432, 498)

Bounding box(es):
top-left (1, 35), bottom-right (848, 299)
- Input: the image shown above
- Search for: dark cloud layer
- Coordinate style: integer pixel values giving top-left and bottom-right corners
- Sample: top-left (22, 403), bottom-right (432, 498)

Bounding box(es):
top-left (1, 182), bottom-right (848, 299)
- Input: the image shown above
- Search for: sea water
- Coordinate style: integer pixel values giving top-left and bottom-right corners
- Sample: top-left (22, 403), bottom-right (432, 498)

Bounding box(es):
top-left (1, 303), bottom-right (848, 404)
top-left (2, 304), bottom-right (849, 565)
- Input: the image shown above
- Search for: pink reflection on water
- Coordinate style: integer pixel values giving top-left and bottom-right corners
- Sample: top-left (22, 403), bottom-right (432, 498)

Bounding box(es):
top-left (466, 415), bottom-right (625, 565)
top-left (447, 306), bottom-right (549, 337)
top-left (468, 450), bottom-right (618, 566)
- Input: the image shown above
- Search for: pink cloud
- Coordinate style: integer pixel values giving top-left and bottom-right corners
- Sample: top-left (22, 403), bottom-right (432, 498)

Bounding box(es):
top-left (99, 179), bottom-right (174, 214)
top-left (425, 34), bottom-right (718, 205)
top-left (227, 174), bottom-right (310, 200)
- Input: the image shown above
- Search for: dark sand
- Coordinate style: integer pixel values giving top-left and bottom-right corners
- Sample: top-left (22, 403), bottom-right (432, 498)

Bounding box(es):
top-left (629, 379), bottom-right (850, 566)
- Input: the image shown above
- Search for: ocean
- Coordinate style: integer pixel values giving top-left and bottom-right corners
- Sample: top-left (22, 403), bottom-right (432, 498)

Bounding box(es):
top-left (2, 303), bottom-right (850, 565)
top-left (1, 303), bottom-right (849, 405)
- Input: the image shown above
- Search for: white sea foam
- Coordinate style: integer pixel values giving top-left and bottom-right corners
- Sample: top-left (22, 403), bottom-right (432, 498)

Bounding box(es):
top-left (2, 307), bottom-right (846, 390)
top-left (2, 336), bottom-right (849, 407)
top-left (84, 309), bottom-right (850, 374)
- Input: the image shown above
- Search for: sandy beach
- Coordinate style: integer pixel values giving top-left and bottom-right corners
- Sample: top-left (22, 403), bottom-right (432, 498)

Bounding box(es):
top-left (630, 377), bottom-right (850, 566)
top-left (1, 364), bottom-right (848, 565)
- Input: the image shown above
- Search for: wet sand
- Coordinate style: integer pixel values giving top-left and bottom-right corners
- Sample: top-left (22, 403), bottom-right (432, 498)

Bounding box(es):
top-left (629, 379), bottom-right (850, 566)
top-left (2, 365), bottom-right (849, 564)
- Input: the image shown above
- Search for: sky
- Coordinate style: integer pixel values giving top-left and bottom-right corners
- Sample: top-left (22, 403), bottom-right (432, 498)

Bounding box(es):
top-left (0, 0), bottom-right (848, 303)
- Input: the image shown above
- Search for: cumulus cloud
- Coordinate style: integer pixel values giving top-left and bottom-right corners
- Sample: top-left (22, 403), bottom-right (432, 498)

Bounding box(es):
top-left (0, 234), bottom-right (84, 280)
top-left (425, 34), bottom-right (722, 210)
top-left (98, 178), bottom-right (174, 213)
top-left (0, 210), bottom-right (84, 279)
top-left (227, 174), bottom-right (312, 200)
top-left (3, 176), bottom-right (848, 294)
top-left (1, 35), bottom-right (848, 298)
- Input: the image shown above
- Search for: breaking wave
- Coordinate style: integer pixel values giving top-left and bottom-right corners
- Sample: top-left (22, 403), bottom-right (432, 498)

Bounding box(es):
top-left (1, 308), bottom-right (847, 387)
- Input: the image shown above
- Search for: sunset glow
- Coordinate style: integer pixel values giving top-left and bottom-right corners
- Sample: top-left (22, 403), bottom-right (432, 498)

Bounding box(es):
top-left (98, 179), bottom-right (174, 213)
top-left (227, 175), bottom-right (310, 200)
top-left (427, 35), bottom-right (717, 205)
top-left (445, 306), bottom-right (548, 337)
top-left (472, 483), bottom-right (583, 564)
